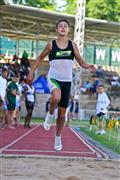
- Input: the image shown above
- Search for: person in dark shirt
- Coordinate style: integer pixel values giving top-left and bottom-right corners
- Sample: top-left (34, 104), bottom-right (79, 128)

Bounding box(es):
top-left (6, 74), bottom-right (19, 128)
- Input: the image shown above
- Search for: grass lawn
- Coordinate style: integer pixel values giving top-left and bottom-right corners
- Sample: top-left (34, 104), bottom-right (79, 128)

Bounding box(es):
top-left (20, 118), bottom-right (120, 154)
top-left (69, 120), bottom-right (120, 154)
top-left (20, 117), bottom-right (44, 124)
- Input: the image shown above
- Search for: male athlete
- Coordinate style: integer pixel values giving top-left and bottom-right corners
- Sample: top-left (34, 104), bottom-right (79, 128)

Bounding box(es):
top-left (28, 19), bottom-right (96, 151)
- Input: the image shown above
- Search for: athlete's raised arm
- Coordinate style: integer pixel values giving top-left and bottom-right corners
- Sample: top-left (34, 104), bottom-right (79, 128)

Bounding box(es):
top-left (72, 42), bottom-right (96, 72)
top-left (27, 42), bottom-right (52, 80)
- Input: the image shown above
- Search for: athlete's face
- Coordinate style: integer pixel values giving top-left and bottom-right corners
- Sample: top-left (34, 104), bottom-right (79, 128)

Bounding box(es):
top-left (56, 21), bottom-right (69, 36)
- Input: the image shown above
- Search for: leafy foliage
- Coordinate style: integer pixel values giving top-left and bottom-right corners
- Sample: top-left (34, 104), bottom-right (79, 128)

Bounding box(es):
top-left (86, 0), bottom-right (120, 22)
top-left (14, 0), bottom-right (120, 22)
top-left (19, 0), bottom-right (57, 10)
top-left (62, 0), bottom-right (120, 22)
top-left (62, 0), bottom-right (77, 14)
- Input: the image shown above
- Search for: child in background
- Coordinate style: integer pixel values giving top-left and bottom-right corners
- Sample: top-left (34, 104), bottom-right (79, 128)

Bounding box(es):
top-left (96, 85), bottom-right (110, 134)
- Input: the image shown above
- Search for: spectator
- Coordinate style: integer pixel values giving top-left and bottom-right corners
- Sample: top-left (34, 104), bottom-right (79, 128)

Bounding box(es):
top-left (90, 75), bottom-right (101, 94)
top-left (6, 73), bottom-right (20, 128)
top-left (69, 97), bottom-right (74, 120)
top-left (65, 97), bottom-right (73, 126)
top-left (20, 51), bottom-right (31, 80)
top-left (68, 97), bottom-right (79, 120)
top-left (0, 68), bottom-right (8, 128)
top-left (83, 81), bottom-right (93, 95)
top-left (45, 98), bottom-right (51, 114)
top-left (21, 50), bottom-right (30, 70)
top-left (13, 76), bottom-right (22, 126)
top-left (24, 77), bottom-right (35, 128)
top-left (12, 54), bottom-right (18, 62)
top-left (96, 66), bottom-right (104, 78)
top-left (95, 85), bottom-right (110, 135)
top-left (111, 79), bottom-right (118, 86)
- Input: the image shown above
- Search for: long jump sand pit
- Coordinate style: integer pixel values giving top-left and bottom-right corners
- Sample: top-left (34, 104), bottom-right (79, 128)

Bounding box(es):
top-left (1, 157), bottom-right (120, 180)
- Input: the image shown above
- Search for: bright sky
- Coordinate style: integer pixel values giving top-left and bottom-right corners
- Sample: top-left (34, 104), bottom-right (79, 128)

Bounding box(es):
top-left (55, 0), bottom-right (66, 10)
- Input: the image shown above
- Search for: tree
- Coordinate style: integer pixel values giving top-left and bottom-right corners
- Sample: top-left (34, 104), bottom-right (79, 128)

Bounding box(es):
top-left (62, 0), bottom-right (77, 14)
top-left (15, 0), bottom-right (57, 11)
top-left (12, 0), bottom-right (120, 22)
top-left (62, 0), bottom-right (120, 22)
top-left (86, 0), bottom-right (120, 22)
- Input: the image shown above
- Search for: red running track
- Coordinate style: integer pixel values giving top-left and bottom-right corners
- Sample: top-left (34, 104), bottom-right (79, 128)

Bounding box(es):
top-left (0, 125), bottom-right (107, 158)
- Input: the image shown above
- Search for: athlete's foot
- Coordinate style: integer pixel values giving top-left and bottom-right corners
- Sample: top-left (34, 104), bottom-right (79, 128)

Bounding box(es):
top-left (0, 123), bottom-right (5, 129)
top-left (6, 125), bottom-right (16, 129)
top-left (43, 112), bottom-right (53, 131)
top-left (24, 124), bottom-right (31, 128)
top-left (54, 136), bottom-right (62, 151)
top-left (27, 125), bottom-right (31, 128)
top-left (24, 124), bottom-right (27, 128)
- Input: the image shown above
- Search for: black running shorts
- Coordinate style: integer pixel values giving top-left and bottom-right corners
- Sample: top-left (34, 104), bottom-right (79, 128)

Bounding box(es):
top-left (48, 78), bottom-right (71, 108)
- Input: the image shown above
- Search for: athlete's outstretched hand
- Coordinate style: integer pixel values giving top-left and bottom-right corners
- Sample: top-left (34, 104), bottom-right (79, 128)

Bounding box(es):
top-left (88, 65), bottom-right (96, 73)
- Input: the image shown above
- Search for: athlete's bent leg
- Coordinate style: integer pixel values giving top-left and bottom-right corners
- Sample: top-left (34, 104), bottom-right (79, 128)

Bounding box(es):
top-left (49, 88), bottom-right (61, 114)
top-left (43, 88), bottom-right (61, 131)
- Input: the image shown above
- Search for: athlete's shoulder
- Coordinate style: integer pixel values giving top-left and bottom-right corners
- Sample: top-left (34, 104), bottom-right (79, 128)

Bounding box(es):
top-left (71, 41), bottom-right (77, 47)
top-left (49, 40), bottom-right (57, 51)
top-left (46, 41), bottom-right (53, 51)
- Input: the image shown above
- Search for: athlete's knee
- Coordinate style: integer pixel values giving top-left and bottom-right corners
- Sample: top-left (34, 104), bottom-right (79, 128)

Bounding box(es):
top-left (52, 94), bottom-right (61, 104)
top-left (28, 111), bottom-right (32, 117)
top-left (58, 113), bottom-right (65, 120)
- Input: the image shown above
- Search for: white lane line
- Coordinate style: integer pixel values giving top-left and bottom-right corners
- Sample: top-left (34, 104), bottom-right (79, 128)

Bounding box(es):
top-left (4, 149), bottom-right (95, 154)
top-left (77, 131), bottom-right (108, 158)
top-left (0, 125), bottom-right (39, 154)
top-left (70, 128), bottom-right (96, 154)
top-left (71, 128), bottom-right (108, 158)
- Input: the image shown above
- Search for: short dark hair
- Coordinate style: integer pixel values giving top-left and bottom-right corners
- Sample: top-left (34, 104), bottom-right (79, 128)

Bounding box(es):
top-left (56, 19), bottom-right (70, 28)
top-left (98, 84), bottom-right (104, 88)
top-left (12, 72), bottom-right (20, 78)
top-left (91, 74), bottom-right (98, 78)
top-left (2, 68), bottom-right (8, 73)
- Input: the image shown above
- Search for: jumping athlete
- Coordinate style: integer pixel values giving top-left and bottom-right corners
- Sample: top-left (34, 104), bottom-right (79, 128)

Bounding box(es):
top-left (27, 19), bottom-right (96, 151)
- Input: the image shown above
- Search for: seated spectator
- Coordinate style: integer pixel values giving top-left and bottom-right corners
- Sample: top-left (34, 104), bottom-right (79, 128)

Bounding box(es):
top-left (90, 75), bottom-right (101, 94)
top-left (80, 81), bottom-right (93, 95)
top-left (112, 75), bottom-right (119, 81)
top-left (84, 81), bottom-right (93, 94)
top-left (118, 79), bottom-right (120, 87)
top-left (111, 79), bottom-right (118, 86)
top-left (96, 66), bottom-right (104, 78)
